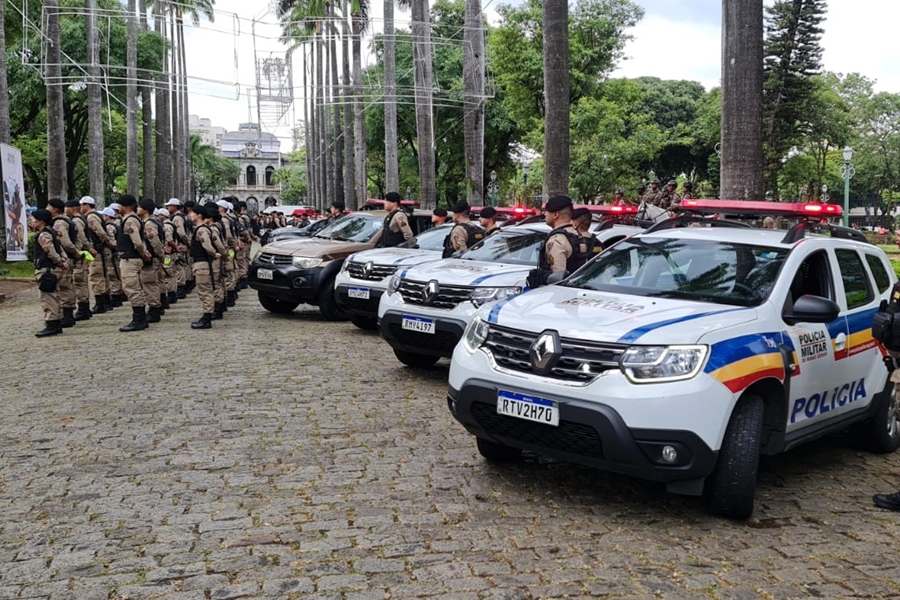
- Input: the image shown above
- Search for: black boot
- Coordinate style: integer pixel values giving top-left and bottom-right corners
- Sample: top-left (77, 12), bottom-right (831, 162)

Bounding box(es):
top-left (225, 290), bottom-right (236, 307)
top-left (191, 313), bottom-right (213, 329)
top-left (61, 307), bottom-right (76, 328)
top-left (91, 294), bottom-right (110, 314)
top-left (212, 302), bottom-right (224, 320)
top-left (74, 301), bottom-right (92, 321)
top-left (147, 306), bottom-right (162, 323)
top-left (168, 291), bottom-right (178, 305)
top-left (119, 306), bottom-right (148, 332)
top-left (35, 320), bottom-right (62, 338)
top-left (111, 294), bottom-right (124, 307)
top-left (177, 285), bottom-right (187, 300)
top-left (161, 293), bottom-right (170, 310)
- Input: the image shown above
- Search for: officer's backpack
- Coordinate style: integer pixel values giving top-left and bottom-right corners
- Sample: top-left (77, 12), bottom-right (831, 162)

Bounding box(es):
top-left (872, 281), bottom-right (900, 351)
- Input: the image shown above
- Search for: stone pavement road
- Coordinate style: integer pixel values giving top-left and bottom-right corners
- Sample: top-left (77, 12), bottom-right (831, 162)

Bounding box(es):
top-left (1, 288), bottom-right (900, 600)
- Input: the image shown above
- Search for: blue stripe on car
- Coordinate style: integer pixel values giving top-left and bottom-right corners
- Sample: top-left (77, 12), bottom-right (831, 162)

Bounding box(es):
top-left (616, 308), bottom-right (749, 344)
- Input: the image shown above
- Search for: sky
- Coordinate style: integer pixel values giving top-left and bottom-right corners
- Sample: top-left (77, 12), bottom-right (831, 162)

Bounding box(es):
top-left (182, 0), bottom-right (900, 148)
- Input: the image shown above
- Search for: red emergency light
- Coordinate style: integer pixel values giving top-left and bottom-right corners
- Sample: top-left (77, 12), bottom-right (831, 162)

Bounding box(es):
top-left (678, 199), bottom-right (842, 217)
top-left (581, 204), bottom-right (638, 215)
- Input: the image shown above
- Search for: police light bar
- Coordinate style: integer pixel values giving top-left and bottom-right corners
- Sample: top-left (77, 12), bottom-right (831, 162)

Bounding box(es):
top-left (580, 204), bottom-right (638, 215)
top-left (493, 206), bottom-right (537, 217)
top-left (678, 199), bottom-right (842, 218)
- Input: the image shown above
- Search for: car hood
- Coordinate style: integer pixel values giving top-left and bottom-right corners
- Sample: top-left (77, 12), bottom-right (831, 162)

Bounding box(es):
top-left (264, 238), bottom-right (375, 259)
top-left (400, 258), bottom-right (532, 287)
top-left (487, 285), bottom-right (759, 345)
top-left (347, 247), bottom-right (442, 267)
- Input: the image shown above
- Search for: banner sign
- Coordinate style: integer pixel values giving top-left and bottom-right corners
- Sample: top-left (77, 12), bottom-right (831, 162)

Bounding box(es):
top-left (1, 143), bottom-right (27, 261)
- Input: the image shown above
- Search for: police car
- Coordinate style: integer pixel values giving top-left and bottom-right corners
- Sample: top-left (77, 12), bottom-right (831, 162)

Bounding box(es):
top-left (334, 224), bottom-right (452, 330)
top-left (448, 200), bottom-right (899, 519)
top-left (379, 223), bottom-right (551, 368)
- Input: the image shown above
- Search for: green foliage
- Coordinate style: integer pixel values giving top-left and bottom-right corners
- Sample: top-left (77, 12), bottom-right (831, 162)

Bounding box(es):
top-left (271, 149), bottom-right (308, 204)
top-left (190, 136), bottom-right (241, 202)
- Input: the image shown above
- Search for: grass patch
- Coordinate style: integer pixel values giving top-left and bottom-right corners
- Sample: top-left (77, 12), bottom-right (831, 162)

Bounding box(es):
top-left (0, 260), bottom-right (34, 278)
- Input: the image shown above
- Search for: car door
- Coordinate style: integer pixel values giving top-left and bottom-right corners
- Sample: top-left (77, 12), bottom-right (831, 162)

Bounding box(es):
top-left (782, 248), bottom-right (848, 433)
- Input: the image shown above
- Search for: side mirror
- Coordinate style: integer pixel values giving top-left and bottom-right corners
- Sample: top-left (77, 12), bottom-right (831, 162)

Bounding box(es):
top-left (783, 294), bottom-right (840, 325)
top-left (547, 271), bottom-right (569, 286)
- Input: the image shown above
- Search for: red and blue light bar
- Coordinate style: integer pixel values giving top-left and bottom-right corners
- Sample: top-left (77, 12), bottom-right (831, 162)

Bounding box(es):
top-left (678, 199), bottom-right (842, 217)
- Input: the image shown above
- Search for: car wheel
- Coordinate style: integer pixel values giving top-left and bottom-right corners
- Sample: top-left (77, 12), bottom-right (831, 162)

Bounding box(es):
top-left (704, 393), bottom-right (764, 520)
top-left (258, 292), bottom-right (300, 314)
top-left (858, 381), bottom-right (900, 454)
top-left (318, 277), bottom-right (348, 321)
top-left (350, 316), bottom-right (378, 330)
top-left (476, 437), bottom-right (521, 463)
top-left (392, 349), bottom-right (439, 368)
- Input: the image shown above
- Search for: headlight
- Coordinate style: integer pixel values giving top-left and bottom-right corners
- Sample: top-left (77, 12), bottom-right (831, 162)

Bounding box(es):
top-left (387, 274), bottom-right (401, 296)
top-left (340, 260), bottom-right (351, 273)
top-left (293, 257), bottom-right (323, 269)
top-left (619, 345), bottom-right (708, 383)
top-left (470, 286), bottom-right (522, 307)
top-left (462, 316), bottom-right (490, 353)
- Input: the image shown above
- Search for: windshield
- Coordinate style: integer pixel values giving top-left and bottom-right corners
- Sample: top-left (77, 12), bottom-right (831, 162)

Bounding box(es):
top-left (403, 225), bottom-right (448, 251)
top-left (565, 238), bottom-right (788, 307)
top-left (461, 231), bottom-right (546, 265)
top-left (315, 215), bottom-right (382, 242)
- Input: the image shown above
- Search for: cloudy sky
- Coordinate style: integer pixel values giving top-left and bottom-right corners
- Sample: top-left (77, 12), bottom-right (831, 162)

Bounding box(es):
top-left (182, 0), bottom-right (900, 147)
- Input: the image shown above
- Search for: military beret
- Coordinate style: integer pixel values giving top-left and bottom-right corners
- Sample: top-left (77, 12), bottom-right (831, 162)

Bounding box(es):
top-left (64, 199), bottom-right (79, 208)
top-left (183, 200), bottom-right (196, 209)
top-left (47, 198), bottom-right (65, 210)
top-left (205, 205), bottom-right (220, 219)
top-left (480, 206), bottom-right (497, 219)
top-left (433, 207), bottom-right (448, 217)
top-left (33, 209), bottom-right (53, 224)
top-left (118, 194), bottom-right (138, 207)
top-left (572, 207), bottom-right (591, 220)
top-left (138, 199), bottom-right (157, 213)
top-left (451, 200), bottom-right (470, 214)
top-left (384, 192), bottom-right (403, 203)
top-left (545, 195), bottom-right (573, 212)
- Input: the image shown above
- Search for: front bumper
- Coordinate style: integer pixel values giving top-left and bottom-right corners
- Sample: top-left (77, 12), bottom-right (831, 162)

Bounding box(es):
top-left (448, 379), bottom-right (718, 485)
top-left (335, 283), bottom-right (385, 318)
top-left (249, 262), bottom-right (325, 303)
top-left (380, 310), bottom-right (467, 358)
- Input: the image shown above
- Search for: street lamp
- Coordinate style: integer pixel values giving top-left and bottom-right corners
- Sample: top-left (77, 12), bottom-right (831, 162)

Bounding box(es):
top-left (405, 185), bottom-right (411, 201)
top-left (487, 170), bottom-right (499, 207)
top-left (821, 185), bottom-right (829, 204)
top-left (841, 146), bottom-right (855, 227)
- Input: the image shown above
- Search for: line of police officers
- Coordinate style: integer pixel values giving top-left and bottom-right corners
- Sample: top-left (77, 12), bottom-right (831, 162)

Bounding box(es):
top-left (33, 194), bottom-right (255, 337)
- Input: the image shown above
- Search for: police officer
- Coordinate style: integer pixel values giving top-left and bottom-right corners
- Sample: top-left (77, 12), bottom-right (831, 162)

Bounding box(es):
top-left (236, 201), bottom-right (254, 289)
top-left (432, 207), bottom-right (448, 226)
top-left (681, 181), bottom-right (695, 200)
top-left (166, 198), bottom-right (191, 299)
top-left (322, 201), bottom-right (345, 227)
top-left (636, 184), bottom-right (648, 204)
top-left (528, 196), bottom-right (590, 287)
top-left (102, 207), bottom-right (125, 307)
top-left (659, 180), bottom-right (681, 210)
top-left (442, 200), bottom-right (483, 258)
top-left (116, 195), bottom-right (151, 332)
top-left (183, 201), bottom-right (199, 292)
top-left (79, 196), bottom-right (113, 314)
top-left (47, 198), bottom-right (79, 327)
top-left (379, 192), bottom-right (414, 247)
top-left (189, 204), bottom-right (222, 329)
top-left (208, 206), bottom-right (230, 319)
top-left (478, 206), bottom-right (502, 237)
top-left (65, 199), bottom-right (94, 321)
top-left (612, 188), bottom-right (630, 206)
top-left (647, 180), bottom-right (662, 205)
top-left (157, 209), bottom-right (179, 305)
top-left (572, 207), bottom-right (601, 259)
top-left (216, 200), bottom-right (240, 306)
top-left (139, 199), bottom-right (165, 322)
top-left (32, 209), bottom-right (68, 337)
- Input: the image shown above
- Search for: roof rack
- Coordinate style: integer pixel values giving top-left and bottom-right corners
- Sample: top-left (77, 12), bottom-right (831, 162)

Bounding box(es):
top-left (643, 214), bottom-right (753, 233)
top-left (780, 221), bottom-right (869, 244)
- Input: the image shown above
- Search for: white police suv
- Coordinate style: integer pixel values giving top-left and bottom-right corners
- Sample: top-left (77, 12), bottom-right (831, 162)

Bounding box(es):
top-left (448, 200), bottom-right (899, 519)
top-left (379, 223), bottom-right (551, 368)
top-left (335, 224), bottom-right (452, 330)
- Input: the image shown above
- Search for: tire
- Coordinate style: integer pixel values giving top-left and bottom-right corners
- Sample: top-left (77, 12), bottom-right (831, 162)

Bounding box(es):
top-left (859, 381), bottom-right (900, 454)
top-left (704, 393), bottom-right (764, 520)
top-left (350, 315), bottom-right (378, 330)
top-left (318, 277), bottom-right (348, 321)
top-left (392, 349), bottom-right (439, 368)
top-left (258, 292), bottom-right (300, 314)
top-left (476, 437), bottom-right (522, 463)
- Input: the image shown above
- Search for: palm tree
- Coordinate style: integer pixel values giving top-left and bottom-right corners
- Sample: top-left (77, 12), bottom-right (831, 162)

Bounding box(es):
top-left (410, 0), bottom-right (435, 208)
top-left (463, 0), bottom-right (485, 206)
top-left (86, 0), bottom-right (106, 203)
top-left (383, 0), bottom-right (399, 194)
top-left (46, 0), bottom-right (68, 199)
top-left (154, 0), bottom-right (172, 204)
top-left (721, 0), bottom-right (765, 199)
top-left (126, 0), bottom-right (139, 195)
top-left (542, 0), bottom-right (569, 198)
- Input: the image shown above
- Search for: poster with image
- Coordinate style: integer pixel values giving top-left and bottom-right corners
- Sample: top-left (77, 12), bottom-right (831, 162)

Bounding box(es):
top-left (1, 143), bottom-right (27, 261)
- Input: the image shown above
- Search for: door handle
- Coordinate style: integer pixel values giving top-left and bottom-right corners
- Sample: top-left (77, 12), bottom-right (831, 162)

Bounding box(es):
top-left (835, 333), bottom-right (847, 351)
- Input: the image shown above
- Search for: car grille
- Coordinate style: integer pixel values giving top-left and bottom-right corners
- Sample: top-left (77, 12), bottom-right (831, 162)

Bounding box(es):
top-left (471, 402), bottom-right (604, 458)
top-left (256, 252), bottom-right (293, 266)
top-left (399, 279), bottom-right (471, 309)
top-left (483, 324), bottom-right (627, 384)
top-left (387, 324), bottom-right (460, 354)
top-left (346, 261), bottom-right (398, 281)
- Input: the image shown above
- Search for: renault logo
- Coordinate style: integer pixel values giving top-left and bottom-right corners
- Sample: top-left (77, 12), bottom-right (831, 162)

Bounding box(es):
top-left (423, 280), bottom-right (440, 305)
top-left (363, 261), bottom-right (374, 278)
top-left (530, 330), bottom-right (561, 375)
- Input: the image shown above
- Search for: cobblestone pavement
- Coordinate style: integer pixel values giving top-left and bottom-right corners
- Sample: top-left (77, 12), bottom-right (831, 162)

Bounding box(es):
top-left (2, 288), bottom-right (900, 600)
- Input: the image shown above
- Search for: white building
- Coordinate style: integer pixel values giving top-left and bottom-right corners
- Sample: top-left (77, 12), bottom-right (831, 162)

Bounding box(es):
top-left (189, 115), bottom-right (226, 152)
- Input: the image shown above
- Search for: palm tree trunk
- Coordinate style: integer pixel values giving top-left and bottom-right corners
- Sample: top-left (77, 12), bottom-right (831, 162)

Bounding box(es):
top-left (323, 23), bottom-right (335, 208)
top-left (721, 0), bottom-right (765, 200)
top-left (341, 0), bottom-right (356, 207)
top-left (154, 1), bottom-right (171, 203)
top-left (463, 0), bottom-right (485, 206)
top-left (125, 0), bottom-right (139, 195)
top-left (329, 5), bottom-right (344, 205)
top-left (0, 0), bottom-right (10, 145)
top-left (383, 0), bottom-right (399, 194)
top-left (410, 0), bottom-right (435, 208)
top-left (170, 13), bottom-right (183, 202)
top-left (352, 10), bottom-right (367, 205)
top-left (302, 45), bottom-right (315, 208)
top-left (542, 0), bottom-right (569, 198)
top-left (317, 29), bottom-right (329, 209)
top-left (178, 18), bottom-right (191, 201)
top-left (46, 0), bottom-right (68, 200)
top-left (86, 0), bottom-right (106, 204)
top-left (139, 0), bottom-right (154, 202)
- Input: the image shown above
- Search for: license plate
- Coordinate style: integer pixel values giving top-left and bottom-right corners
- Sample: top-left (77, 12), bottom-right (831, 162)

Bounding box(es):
top-left (257, 268), bottom-right (274, 280)
top-left (497, 390), bottom-right (559, 426)
top-left (401, 315), bottom-right (435, 334)
top-left (348, 286), bottom-right (370, 300)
